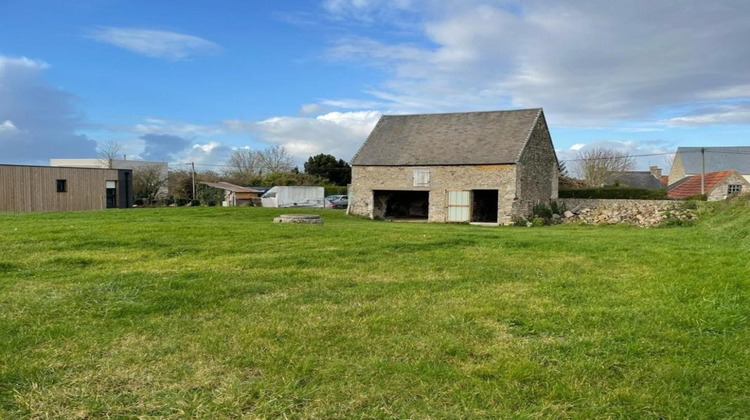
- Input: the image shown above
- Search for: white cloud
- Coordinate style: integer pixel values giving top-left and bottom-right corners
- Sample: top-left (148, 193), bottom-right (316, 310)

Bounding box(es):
top-left (120, 110), bottom-right (383, 167)
top-left (138, 133), bottom-right (193, 161)
top-left (557, 140), bottom-right (675, 174)
top-left (194, 141), bottom-right (222, 153)
top-left (0, 56), bottom-right (49, 73)
top-left (0, 120), bottom-right (19, 133)
top-left (323, 0), bottom-right (415, 22)
top-left (224, 111), bottom-right (381, 161)
top-left (131, 117), bottom-right (224, 136)
top-left (222, 119), bottom-right (253, 132)
top-left (176, 141), bottom-right (233, 166)
top-left (616, 127), bottom-right (665, 133)
top-left (299, 103), bottom-right (324, 115)
top-left (0, 55), bottom-right (98, 164)
top-left (324, 1), bottom-right (750, 126)
top-left (660, 103), bottom-right (750, 126)
top-left (87, 27), bottom-right (221, 61)
top-left (319, 98), bottom-right (391, 110)
top-left (328, 37), bottom-right (429, 68)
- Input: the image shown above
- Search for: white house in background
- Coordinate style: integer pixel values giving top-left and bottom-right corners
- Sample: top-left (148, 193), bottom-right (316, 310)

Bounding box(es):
top-left (50, 158), bottom-right (169, 197)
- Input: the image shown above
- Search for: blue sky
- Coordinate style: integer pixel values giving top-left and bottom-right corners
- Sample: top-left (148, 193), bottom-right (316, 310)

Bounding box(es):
top-left (2, 0), bottom-right (750, 174)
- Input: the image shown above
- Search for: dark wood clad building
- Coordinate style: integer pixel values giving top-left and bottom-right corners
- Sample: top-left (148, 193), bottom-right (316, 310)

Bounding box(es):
top-left (0, 164), bottom-right (133, 212)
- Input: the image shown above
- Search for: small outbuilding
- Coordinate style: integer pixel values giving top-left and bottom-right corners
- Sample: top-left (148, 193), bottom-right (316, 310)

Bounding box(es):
top-left (348, 108), bottom-right (558, 224)
top-left (668, 170), bottom-right (749, 200)
top-left (199, 181), bottom-right (262, 206)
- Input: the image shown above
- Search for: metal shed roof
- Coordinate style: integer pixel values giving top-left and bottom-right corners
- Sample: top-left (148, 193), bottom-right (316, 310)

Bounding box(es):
top-left (676, 147), bottom-right (750, 174)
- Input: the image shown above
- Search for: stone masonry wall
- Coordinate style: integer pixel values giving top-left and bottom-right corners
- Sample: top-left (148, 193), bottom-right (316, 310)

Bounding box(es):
top-left (516, 113), bottom-right (558, 216)
top-left (668, 154), bottom-right (687, 186)
top-left (349, 165), bottom-right (518, 224)
top-left (556, 198), bottom-right (696, 227)
top-left (707, 172), bottom-right (750, 201)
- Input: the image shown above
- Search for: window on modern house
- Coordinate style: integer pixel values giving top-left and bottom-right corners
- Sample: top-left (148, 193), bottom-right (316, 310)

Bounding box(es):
top-left (413, 168), bottom-right (431, 187)
top-left (727, 184), bottom-right (742, 195)
top-left (56, 179), bottom-right (67, 192)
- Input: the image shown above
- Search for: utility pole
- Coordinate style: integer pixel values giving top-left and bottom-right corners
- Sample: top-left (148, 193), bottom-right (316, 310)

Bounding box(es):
top-left (191, 162), bottom-right (196, 200)
top-left (701, 148), bottom-right (705, 195)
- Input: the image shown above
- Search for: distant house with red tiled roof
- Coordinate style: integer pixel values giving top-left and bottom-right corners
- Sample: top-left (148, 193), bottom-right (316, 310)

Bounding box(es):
top-left (667, 170), bottom-right (750, 200)
top-left (669, 147), bottom-right (750, 185)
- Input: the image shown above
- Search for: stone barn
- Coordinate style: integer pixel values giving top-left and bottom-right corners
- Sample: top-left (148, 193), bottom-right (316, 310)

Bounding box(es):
top-left (348, 108), bottom-right (559, 224)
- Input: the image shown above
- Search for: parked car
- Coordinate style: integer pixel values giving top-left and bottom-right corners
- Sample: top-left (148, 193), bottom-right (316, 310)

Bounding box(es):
top-left (325, 195), bottom-right (348, 209)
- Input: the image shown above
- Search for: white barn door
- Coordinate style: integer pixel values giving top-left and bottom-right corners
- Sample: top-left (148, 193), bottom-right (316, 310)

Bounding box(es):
top-left (446, 190), bottom-right (470, 222)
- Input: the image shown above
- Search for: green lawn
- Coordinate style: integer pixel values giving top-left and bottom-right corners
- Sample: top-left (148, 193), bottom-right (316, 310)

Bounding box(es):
top-left (0, 205), bottom-right (748, 419)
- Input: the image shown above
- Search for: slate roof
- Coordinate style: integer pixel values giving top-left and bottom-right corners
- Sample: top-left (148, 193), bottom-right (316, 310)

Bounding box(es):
top-left (604, 171), bottom-right (665, 189)
top-left (667, 170), bottom-right (736, 199)
top-left (351, 109), bottom-right (543, 166)
top-left (199, 181), bottom-right (261, 193)
top-left (676, 147), bottom-right (750, 174)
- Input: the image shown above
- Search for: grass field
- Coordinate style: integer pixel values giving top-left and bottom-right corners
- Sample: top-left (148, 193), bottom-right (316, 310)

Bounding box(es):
top-left (1, 203), bottom-right (748, 419)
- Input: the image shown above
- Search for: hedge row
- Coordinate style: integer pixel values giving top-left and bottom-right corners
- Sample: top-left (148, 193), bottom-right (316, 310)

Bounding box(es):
top-left (559, 187), bottom-right (668, 200)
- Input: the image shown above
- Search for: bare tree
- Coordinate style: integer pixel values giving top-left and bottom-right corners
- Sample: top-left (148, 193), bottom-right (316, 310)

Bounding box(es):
top-left (98, 141), bottom-right (122, 168)
top-left (224, 146), bottom-right (295, 184)
top-left (572, 147), bottom-right (635, 187)
top-left (662, 153), bottom-right (675, 175)
top-left (258, 145), bottom-right (294, 173)
top-left (224, 149), bottom-right (263, 184)
top-left (133, 166), bottom-right (168, 202)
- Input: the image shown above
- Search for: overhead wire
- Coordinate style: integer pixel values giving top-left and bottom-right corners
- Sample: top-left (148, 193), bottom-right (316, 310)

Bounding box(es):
top-left (163, 148), bottom-right (750, 166)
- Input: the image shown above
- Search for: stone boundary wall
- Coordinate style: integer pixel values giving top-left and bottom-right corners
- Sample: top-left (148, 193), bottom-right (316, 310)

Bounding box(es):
top-left (556, 198), bottom-right (695, 227)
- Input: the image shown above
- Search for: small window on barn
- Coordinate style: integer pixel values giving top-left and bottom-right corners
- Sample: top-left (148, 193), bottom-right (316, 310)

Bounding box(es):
top-left (56, 179), bottom-right (67, 193)
top-left (727, 184), bottom-right (742, 195)
top-left (413, 168), bottom-right (431, 187)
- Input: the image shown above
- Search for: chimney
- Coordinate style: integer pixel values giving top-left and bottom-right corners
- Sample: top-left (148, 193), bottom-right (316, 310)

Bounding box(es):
top-left (649, 165), bottom-right (662, 179)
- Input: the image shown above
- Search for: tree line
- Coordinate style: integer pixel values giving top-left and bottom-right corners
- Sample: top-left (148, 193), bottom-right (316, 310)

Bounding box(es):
top-left (126, 145), bottom-right (352, 202)
top-left (113, 140), bottom-right (641, 202)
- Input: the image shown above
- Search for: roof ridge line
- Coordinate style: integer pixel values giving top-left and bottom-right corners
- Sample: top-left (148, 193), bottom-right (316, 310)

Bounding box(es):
top-left (380, 107), bottom-right (542, 118)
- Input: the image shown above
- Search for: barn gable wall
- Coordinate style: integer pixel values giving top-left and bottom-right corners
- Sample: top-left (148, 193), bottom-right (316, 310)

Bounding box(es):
top-left (515, 113), bottom-right (559, 216)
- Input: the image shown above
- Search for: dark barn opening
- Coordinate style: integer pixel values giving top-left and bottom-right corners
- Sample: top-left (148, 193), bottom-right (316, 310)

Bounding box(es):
top-left (471, 189), bottom-right (498, 223)
top-left (373, 190), bottom-right (429, 220)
